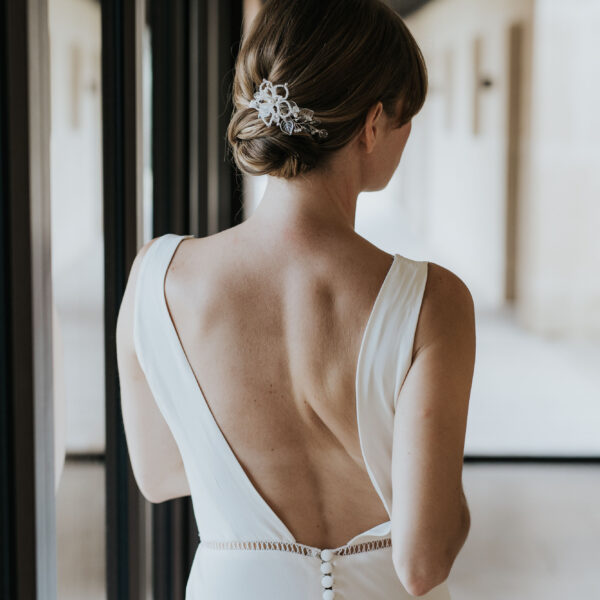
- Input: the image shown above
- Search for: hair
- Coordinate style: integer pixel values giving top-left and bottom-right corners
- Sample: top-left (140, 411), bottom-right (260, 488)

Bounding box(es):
top-left (227, 0), bottom-right (428, 180)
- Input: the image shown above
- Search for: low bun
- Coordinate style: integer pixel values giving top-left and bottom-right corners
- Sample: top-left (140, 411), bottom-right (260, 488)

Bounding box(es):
top-left (227, 0), bottom-right (428, 180)
top-left (227, 106), bottom-right (323, 179)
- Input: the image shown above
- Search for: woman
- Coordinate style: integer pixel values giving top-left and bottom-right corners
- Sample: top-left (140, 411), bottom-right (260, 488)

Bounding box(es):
top-left (116, 0), bottom-right (475, 598)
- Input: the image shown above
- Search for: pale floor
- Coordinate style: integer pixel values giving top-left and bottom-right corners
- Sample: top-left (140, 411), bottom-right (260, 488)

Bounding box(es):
top-left (56, 461), bottom-right (600, 599)
top-left (466, 305), bottom-right (600, 456)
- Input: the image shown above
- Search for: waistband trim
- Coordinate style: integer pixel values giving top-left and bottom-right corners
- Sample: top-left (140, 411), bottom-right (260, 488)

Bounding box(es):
top-left (199, 537), bottom-right (392, 557)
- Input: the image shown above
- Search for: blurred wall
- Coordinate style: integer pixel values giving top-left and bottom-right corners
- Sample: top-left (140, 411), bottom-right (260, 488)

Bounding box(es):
top-left (50, 0), bottom-right (105, 453)
top-left (406, 0), bottom-right (600, 338)
top-left (518, 0), bottom-right (600, 337)
top-left (405, 0), bottom-right (534, 310)
top-left (50, 0), bottom-right (103, 273)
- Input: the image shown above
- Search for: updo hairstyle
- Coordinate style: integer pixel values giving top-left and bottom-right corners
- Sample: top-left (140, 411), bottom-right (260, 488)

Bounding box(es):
top-left (227, 0), bottom-right (428, 179)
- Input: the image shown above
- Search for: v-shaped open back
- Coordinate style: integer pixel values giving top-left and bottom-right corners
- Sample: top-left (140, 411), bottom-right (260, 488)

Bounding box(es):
top-left (133, 233), bottom-right (451, 600)
top-left (155, 234), bottom-right (298, 544)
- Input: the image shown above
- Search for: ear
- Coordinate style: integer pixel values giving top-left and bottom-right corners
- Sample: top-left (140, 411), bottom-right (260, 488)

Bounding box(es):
top-left (360, 101), bottom-right (384, 154)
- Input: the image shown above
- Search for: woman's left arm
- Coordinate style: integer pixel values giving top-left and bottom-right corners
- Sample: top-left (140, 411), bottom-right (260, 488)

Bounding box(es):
top-left (115, 238), bottom-right (191, 503)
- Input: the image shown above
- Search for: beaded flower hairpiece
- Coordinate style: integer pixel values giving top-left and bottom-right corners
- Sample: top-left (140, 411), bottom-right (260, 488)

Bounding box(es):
top-left (248, 78), bottom-right (328, 139)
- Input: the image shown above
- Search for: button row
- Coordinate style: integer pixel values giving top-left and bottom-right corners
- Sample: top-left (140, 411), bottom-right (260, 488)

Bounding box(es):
top-left (319, 549), bottom-right (335, 599)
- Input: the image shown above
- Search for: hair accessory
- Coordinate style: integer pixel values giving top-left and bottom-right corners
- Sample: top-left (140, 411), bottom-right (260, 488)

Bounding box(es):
top-left (248, 79), bottom-right (328, 138)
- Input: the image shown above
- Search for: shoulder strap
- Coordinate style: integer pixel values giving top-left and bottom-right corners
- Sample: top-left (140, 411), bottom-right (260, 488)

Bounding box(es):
top-left (357, 255), bottom-right (428, 411)
top-left (389, 256), bottom-right (429, 412)
top-left (133, 233), bottom-right (194, 377)
top-left (355, 255), bottom-right (428, 516)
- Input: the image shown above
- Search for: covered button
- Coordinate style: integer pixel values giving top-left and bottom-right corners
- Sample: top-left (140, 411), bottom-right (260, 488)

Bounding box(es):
top-left (321, 575), bottom-right (334, 588)
top-left (320, 561), bottom-right (333, 574)
top-left (322, 590), bottom-right (335, 600)
top-left (320, 549), bottom-right (334, 561)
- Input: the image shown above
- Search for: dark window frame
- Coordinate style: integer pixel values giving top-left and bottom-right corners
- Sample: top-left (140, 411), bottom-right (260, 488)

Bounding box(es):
top-left (101, 0), bottom-right (148, 597)
top-left (0, 0), bottom-right (55, 598)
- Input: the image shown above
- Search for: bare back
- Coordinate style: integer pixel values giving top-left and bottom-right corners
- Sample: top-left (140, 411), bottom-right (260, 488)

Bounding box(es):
top-left (164, 224), bottom-right (400, 549)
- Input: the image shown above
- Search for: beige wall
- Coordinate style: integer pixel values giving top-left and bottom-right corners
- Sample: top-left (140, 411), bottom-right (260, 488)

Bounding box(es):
top-left (406, 0), bottom-right (600, 337)
top-left (518, 0), bottom-right (600, 337)
top-left (405, 0), bottom-right (534, 310)
top-left (404, 0), bottom-right (600, 456)
top-left (50, 0), bottom-right (105, 452)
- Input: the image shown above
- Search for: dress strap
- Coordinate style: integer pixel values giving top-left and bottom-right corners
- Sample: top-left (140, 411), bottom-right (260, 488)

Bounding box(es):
top-left (133, 233), bottom-right (194, 377)
top-left (355, 255), bottom-right (428, 518)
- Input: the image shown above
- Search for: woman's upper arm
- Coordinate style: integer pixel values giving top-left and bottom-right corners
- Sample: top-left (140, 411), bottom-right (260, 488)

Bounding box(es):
top-left (115, 237), bottom-right (191, 503)
top-left (391, 262), bottom-right (475, 593)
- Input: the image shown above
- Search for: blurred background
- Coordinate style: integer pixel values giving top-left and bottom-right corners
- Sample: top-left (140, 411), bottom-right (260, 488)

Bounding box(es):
top-left (2, 0), bottom-right (598, 599)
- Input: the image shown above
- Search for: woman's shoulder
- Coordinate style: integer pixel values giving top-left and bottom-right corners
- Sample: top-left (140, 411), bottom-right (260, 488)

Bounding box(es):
top-left (412, 261), bottom-right (476, 361)
top-left (422, 262), bottom-right (474, 317)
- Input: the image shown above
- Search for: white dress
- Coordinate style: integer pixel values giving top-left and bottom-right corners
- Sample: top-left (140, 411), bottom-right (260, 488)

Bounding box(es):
top-left (133, 233), bottom-right (452, 600)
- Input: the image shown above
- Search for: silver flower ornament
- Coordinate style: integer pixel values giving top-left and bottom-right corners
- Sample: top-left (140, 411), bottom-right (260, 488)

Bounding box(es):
top-left (248, 79), bottom-right (328, 138)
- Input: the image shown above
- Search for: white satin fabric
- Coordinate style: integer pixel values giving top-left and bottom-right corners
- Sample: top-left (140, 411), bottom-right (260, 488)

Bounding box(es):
top-left (133, 233), bottom-right (451, 599)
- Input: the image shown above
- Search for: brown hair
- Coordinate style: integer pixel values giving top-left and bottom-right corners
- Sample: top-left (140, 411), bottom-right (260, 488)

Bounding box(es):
top-left (227, 0), bottom-right (428, 179)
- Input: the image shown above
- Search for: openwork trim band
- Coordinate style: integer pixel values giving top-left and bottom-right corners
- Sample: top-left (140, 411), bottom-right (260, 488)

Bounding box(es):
top-left (199, 537), bottom-right (392, 557)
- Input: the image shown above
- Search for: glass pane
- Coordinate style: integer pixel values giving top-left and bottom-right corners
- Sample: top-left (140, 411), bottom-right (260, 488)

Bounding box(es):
top-left (49, 0), bottom-right (106, 597)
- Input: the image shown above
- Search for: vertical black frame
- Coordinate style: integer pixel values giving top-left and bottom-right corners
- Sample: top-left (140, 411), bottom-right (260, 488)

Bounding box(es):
top-left (101, 0), bottom-right (147, 598)
top-left (206, 0), bottom-right (244, 233)
top-left (0, 0), bottom-right (55, 598)
top-left (150, 0), bottom-right (243, 239)
top-left (150, 0), bottom-right (191, 236)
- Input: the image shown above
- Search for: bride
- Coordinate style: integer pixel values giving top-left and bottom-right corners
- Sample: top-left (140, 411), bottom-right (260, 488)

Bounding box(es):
top-left (116, 0), bottom-right (474, 597)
